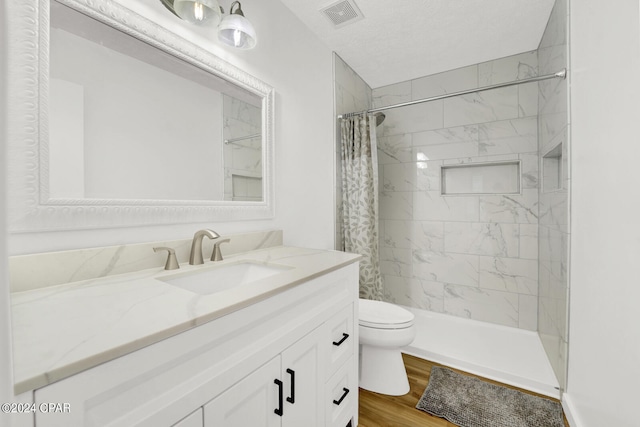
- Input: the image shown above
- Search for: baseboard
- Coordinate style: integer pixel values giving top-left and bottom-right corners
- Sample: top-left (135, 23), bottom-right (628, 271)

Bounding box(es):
top-left (562, 393), bottom-right (582, 427)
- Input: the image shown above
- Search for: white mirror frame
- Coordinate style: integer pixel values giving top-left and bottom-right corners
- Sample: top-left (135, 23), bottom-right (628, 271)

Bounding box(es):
top-left (7, 0), bottom-right (275, 233)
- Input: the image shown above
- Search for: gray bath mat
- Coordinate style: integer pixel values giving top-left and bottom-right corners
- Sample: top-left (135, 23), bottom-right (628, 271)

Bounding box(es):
top-left (416, 366), bottom-right (564, 427)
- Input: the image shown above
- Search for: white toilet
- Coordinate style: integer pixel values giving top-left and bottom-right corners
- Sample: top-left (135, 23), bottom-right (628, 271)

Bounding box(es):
top-left (358, 299), bottom-right (416, 395)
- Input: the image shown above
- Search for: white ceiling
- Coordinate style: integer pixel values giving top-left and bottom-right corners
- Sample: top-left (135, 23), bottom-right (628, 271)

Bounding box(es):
top-left (278, 0), bottom-right (556, 89)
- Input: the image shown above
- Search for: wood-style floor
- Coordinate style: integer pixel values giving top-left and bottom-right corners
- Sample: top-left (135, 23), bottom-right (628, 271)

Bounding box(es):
top-left (358, 354), bottom-right (569, 427)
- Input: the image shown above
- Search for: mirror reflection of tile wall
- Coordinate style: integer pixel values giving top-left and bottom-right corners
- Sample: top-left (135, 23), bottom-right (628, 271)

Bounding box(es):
top-left (222, 94), bottom-right (263, 201)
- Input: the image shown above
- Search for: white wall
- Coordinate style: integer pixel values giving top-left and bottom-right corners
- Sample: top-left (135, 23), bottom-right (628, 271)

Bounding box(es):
top-left (566, 0), bottom-right (640, 426)
top-left (8, 0), bottom-right (335, 254)
top-left (50, 28), bottom-right (224, 201)
top-left (0, 0), bottom-right (16, 424)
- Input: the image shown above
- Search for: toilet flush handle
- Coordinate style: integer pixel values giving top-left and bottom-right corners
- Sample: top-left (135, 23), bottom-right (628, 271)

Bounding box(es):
top-left (332, 333), bottom-right (349, 346)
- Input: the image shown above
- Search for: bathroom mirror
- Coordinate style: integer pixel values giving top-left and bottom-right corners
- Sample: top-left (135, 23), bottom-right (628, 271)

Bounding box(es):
top-left (7, 0), bottom-right (274, 232)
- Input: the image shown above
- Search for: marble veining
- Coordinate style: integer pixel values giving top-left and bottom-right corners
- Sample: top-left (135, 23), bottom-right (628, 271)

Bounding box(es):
top-left (373, 50), bottom-right (541, 331)
top-left (412, 124), bottom-right (479, 146)
top-left (10, 230), bottom-right (283, 293)
top-left (518, 82), bottom-right (539, 118)
top-left (519, 224), bottom-right (539, 260)
top-left (443, 87), bottom-right (519, 128)
top-left (372, 80), bottom-right (410, 109)
top-left (444, 222), bottom-right (519, 257)
top-left (536, 0), bottom-right (570, 391)
top-left (539, 77), bottom-right (567, 116)
top-left (11, 246), bottom-right (360, 393)
top-left (411, 65), bottom-right (478, 100)
top-left (383, 275), bottom-right (444, 313)
top-left (380, 101), bottom-right (444, 137)
top-left (380, 247), bottom-right (412, 277)
top-left (414, 160), bottom-right (442, 192)
top-left (377, 134), bottom-right (413, 164)
top-left (479, 256), bottom-right (539, 295)
top-left (382, 163), bottom-right (416, 191)
top-left (478, 117), bottom-right (538, 150)
top-left (379, 191), bottom-right (413, 220)
top-left (478, 51), bottom-right (538, 86)
top-left (413, 251), bottom-right (479, 288)
top-left (443, 284), bottom-right (519, 327)
top-left (479, 190), bottom-right (539, 224)
top-left (414, 191), bottom-right (480, 222)
top-left (414, 141), bottom-right (479, 161)
top-left (518, 294), bottom-right (539, 330)
top-left (520, 154), bottom-right (540, 189)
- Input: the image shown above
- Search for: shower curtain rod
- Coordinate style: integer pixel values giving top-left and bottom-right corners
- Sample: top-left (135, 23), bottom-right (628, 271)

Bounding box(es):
top-left (337, 68), bottom-right (567, 119)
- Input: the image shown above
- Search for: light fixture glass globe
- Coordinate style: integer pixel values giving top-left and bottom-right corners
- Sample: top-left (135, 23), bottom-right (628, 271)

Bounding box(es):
top-left (218, 14), bottom-right (257, 49)
top-left (173, 0), bottom-right (222, 26)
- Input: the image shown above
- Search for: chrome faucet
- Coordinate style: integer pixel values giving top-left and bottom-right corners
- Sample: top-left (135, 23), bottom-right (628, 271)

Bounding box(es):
top-left (189, 229), bottom-right (220, 265)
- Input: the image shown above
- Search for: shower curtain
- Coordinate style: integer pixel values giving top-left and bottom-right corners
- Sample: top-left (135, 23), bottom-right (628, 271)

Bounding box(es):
top-left (339, 114), bottom-right (383, 301)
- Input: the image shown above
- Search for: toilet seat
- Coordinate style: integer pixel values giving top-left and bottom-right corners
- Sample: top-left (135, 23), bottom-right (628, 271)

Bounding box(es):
top-left (359, 299), bottom-right (414, 329)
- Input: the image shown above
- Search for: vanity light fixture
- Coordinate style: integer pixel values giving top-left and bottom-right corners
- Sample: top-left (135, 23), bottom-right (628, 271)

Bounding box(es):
top-left (218, 1), bottom-right (257, 49)
top-left (172, 0), bottom-right (223, 26)
top-left (160, 0), bottom-right (257, 49)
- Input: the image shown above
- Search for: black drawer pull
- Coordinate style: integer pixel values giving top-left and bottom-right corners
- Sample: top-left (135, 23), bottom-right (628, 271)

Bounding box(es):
top-left (333, 387), bottom-right (350, 405)
top-left (286, 368), bottom-right (295, 404)
top-left (274, 379), bottom-right (283, 416)
top-left (332, 333), bottom-right (349, 346)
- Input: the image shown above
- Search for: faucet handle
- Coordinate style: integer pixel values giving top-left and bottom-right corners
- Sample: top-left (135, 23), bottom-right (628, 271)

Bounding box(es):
top-left (153, 247), bottom-right (180, 270)
top-left (211, 238), bottom-right (231, 262)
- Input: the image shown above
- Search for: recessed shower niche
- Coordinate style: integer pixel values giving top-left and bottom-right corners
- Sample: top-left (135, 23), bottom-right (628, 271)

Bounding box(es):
top-left (441, 161), bottom-right (521, 195)
top-left (542, 143), bottom-right (563, 192)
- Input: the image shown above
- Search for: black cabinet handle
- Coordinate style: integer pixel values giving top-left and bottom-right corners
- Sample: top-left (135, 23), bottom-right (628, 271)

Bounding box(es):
top-left (332, 333), bottom-right (349, 346)
top-left (274, 379), bottom-right (283, 416)
top-left (333, 387), bottom-right (350, 405)
top-left (286, 368), bottom-right (295, 404)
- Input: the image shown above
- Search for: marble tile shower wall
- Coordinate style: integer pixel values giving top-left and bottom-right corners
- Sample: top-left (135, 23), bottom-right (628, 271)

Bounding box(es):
top-left (334, 54), bottom-right (373, 249)
top-left (537, 0), bottom-right (570, 389)
top-left (373, 52), bottom-right (540, 330)
top-left (222, 94), bottom-right (262, 201)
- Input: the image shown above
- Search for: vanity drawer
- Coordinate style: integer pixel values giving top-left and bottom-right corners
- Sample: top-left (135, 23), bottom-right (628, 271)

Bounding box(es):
top-left (325, 356), bottom-right (357, 427)
top-left (325, 303), bottom-right (354, 378)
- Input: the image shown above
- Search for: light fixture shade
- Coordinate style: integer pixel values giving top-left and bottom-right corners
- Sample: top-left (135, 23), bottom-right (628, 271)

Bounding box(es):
top-left (218, 14), bottom-right (257, 49)
top-left (173, 0), bottom-right (222, 26)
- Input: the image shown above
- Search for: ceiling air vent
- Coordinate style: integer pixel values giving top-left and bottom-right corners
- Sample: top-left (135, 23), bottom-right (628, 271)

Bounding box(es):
top-left (320, 0), bottom-right (364, 29)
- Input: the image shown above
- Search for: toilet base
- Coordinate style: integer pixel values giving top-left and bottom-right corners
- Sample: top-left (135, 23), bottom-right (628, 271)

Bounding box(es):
top-left (359, 344), bottom-right (410, 395)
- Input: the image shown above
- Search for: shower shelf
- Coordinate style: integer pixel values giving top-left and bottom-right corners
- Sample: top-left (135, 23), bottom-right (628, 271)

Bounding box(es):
top-left (441, 161), bottom-right (521, 195)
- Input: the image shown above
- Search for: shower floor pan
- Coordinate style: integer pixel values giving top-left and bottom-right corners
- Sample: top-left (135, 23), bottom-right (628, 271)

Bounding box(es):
top-left (402, 307), bottom-right (561, 399)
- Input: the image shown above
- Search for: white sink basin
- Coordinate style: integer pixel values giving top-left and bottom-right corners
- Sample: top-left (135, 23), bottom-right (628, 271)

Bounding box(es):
top-left (157, 261), bottom-right (292, 295)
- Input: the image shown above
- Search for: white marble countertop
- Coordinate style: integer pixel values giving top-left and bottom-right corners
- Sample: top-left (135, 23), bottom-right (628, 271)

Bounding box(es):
top-left (11, 246), bottom-right (360, 393)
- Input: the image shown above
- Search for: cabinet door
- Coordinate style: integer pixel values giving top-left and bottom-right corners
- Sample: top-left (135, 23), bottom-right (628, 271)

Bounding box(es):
top-left (203, 357), bottom-right (281, 427)
top-left (281, 326), bottom-right (325, 427)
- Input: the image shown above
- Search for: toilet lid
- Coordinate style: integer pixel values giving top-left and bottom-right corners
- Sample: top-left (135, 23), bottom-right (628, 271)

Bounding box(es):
top-left (359, 299), bottom-right (414, 329)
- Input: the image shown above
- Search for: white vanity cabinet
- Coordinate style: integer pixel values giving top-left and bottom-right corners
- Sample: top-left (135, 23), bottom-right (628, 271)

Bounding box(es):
top-left (32, 262), bottom-right (359, 427)
top-left (204, 326), bottom-right (325, 426)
